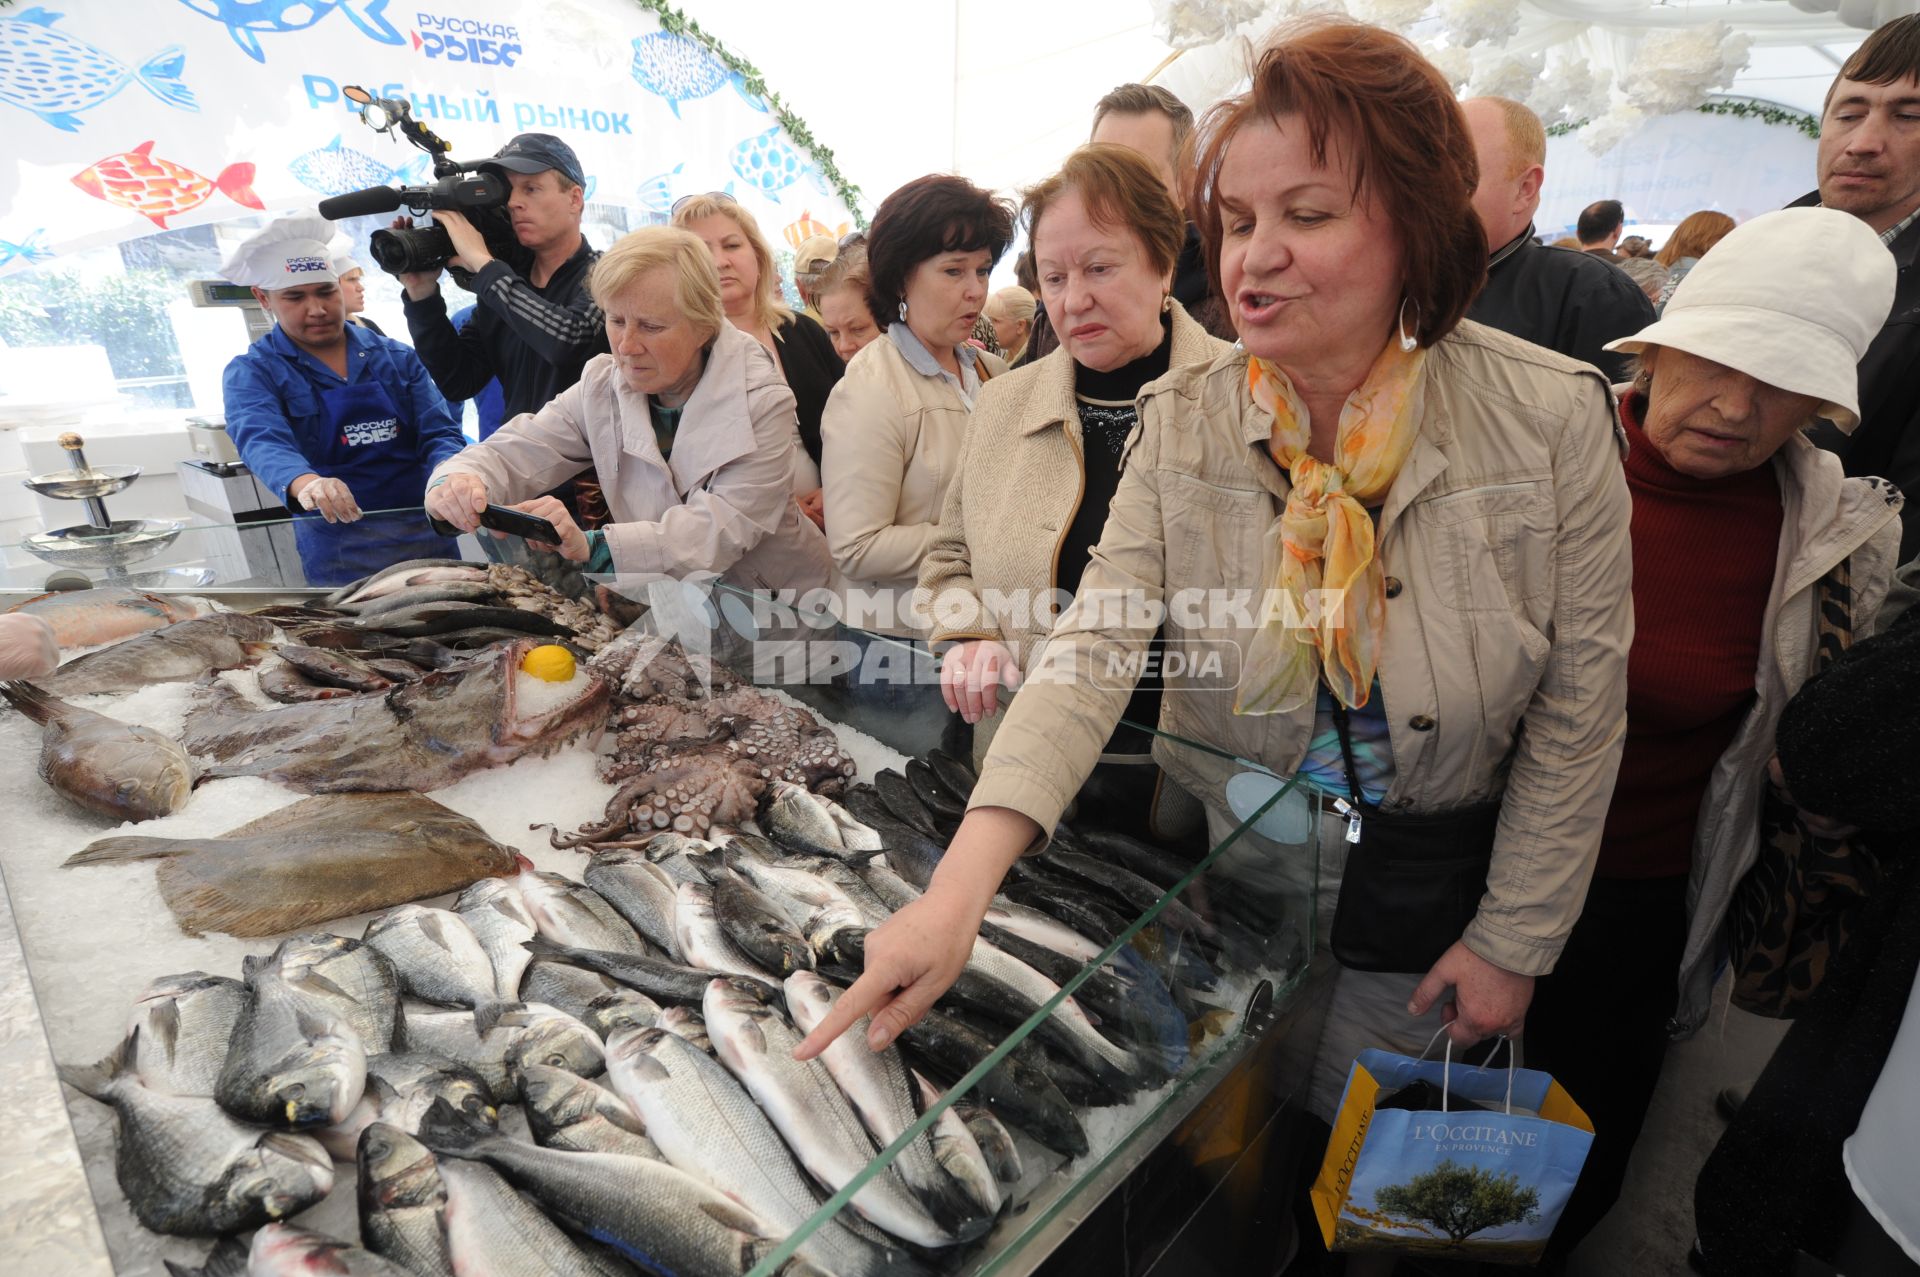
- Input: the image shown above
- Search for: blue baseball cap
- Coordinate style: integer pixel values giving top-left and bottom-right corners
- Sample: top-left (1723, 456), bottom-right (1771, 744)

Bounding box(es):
top-left (492, 133), bottom-right (585, 188)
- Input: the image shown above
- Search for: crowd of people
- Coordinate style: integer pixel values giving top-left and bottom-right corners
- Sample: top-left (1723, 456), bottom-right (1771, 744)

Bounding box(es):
top-left (190, 12), bottom-right (1920, 1274)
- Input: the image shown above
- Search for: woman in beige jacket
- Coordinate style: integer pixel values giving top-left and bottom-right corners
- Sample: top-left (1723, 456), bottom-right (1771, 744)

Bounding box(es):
top-left (919, 144), bottom-right (1232, 831)
top-left (820, 175), bottom-right (1013, 637)
top-left (425, 226), bottom-right (831, 595)
top-left (800, 25), bottom-right (1634, 1121)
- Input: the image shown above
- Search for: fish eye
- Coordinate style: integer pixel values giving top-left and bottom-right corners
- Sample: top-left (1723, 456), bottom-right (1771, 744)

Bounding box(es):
top-left (545, 1053), bottom-right (567, 1067)
top-left (282, 1082), bottom-right (306, 1099)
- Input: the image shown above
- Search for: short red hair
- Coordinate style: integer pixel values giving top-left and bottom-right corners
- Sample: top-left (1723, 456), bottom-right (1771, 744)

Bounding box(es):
top-left (1190, 20), bottom-right (1487, 347)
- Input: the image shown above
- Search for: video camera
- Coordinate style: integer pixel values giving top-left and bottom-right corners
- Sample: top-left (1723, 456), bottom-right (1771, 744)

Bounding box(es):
top-left (317, 85), bottom-right (530, 285)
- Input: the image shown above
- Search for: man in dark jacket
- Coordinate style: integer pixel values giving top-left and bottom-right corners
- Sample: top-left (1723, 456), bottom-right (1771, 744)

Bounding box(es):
top-left (1460, 98), bottom-right (1654, 384)
top-left (1799, 15), bottom-right (1920, 563)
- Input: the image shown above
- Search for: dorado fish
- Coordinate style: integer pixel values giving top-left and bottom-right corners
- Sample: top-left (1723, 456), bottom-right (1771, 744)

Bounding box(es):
top-left (357, 1124), bottom-right (455, 1277)
top-left (60, 1031), bottom-right (333, 1236)
top-left (108, 971), bottom-right (245, 1097)
top-left (180, 637), bottom-right (609, 792)
top-left (1, 680), bottom-right (193, 821)
top-left (419, 1098), bottom-right (797, 1277)
top-left (582, 848), bottom-right (682, 956)
top-left (453, 876), bottom-right (538, 999)
top-left (66, 793), bottom-right (519, 937)
top-left (36, 613), bottom-right (276, 697)
top-left (603, 1026), bottom-right (908, 1276)
top-left (6, 586), bottom-right (203, 648)
top-left (514, 865), bottom-right (652, 955)
top-left (713, 873), bottom-right (812, 975)
top-left (364, 905), bottom-right (517, 1034)
top-left (784, 972), bottom-right (992, 1241)
top-left (318, 1050), bottom-right (497, 1162)
top-left (397, 1002), bottom-right (603, 1105)
top-left (675, 881), bottom-right (773, 980)
top-left (518, 1063), bottom-right (659, 1160)
top-left (218, 958), bottom-right (370, 1129)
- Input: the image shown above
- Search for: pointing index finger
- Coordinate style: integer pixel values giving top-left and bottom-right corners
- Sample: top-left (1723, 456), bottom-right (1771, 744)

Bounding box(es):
top-left (793, 968), bottom-right (893, 1061)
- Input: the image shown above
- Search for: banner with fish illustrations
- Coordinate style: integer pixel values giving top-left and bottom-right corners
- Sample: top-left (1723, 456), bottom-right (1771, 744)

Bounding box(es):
top-left (0, 0), bottom-right (860, 280)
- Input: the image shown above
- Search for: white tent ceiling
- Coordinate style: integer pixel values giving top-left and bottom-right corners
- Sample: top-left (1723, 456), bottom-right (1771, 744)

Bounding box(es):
top-left (680, 0), bottom-right (1907, 210)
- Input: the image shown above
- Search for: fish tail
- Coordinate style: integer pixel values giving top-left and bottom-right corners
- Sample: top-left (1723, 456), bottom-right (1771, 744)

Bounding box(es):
top-left (136, 46), bottom-right (197, 112)
top-left (520, 936), bottom-right (571, 960)
top-left (57, 1029), bottom-right (133, 1101)
top-left (64, 836), bottom-right (181, 867)
top-left (0, 680), bottom-right (61, 725)
top-left (471, 997), bottom-right (520, 1037)
top-left (217, 162), bottom-right (264, 210)
top-left (163, 1236), bottom-right (248, 1277)
top-left (415, 1095), bottom-right (488, 1154)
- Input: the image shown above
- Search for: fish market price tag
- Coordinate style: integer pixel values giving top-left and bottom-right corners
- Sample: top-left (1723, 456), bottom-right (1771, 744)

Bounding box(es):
top-left (1225, 771), bottom-right (1314, 845)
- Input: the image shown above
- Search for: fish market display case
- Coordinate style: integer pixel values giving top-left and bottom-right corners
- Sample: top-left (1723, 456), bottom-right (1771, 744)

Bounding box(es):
top-left (0, 513), bottom-right (1333, 1277)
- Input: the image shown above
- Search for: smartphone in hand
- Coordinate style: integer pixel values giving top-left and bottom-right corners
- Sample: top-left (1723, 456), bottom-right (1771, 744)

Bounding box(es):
top-left (427, 504), bottom-right (562, 543)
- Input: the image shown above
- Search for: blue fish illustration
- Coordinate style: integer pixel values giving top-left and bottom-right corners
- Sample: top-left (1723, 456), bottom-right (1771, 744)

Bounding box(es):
top-left (634, 162), bottom-right (684, 217)
top-left (582, 175), bottom-right (598, 204)
top-left (629, 31), bottom-right (768, 119)
top-left (729, 127), bottom-right (812, 203)
top-left (0, 229), bottom-right (53, 269)
top-left (172, 0), bottom-right (403, 64)
top-left (0, 8), bottom-right (196, 132)
top-left (288, 134), bottom-right (429, 197)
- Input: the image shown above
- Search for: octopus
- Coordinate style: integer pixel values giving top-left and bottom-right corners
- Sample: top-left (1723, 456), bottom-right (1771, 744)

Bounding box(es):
top-left (554, 636), bottom-right (858, 850)
top-left (556, 757), bottom-right (765, 843)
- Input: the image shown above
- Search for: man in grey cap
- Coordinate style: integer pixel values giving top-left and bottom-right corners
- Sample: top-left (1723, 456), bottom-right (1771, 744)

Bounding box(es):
top-left (396, 132), bottom-right (608, 431)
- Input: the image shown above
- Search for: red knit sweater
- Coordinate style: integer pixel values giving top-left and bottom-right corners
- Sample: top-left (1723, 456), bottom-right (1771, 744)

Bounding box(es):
top-left (1599, 396), bottom-right (1783, 879)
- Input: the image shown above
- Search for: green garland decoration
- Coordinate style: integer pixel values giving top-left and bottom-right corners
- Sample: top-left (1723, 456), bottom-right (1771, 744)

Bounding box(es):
top-left (628, 0), bottom-right (868, 228)
top-left (1545, 96), bottom-right (1820, 141)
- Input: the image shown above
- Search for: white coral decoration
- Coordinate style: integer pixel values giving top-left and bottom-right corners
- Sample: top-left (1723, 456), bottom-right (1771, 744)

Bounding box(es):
top-left (1438, 0), bottom-right (1520, 48)
top-left (1468, 49), bottom-right (1544, 103)
top-left (1350, 0), bottom-right (1433, 32)
top-left (1425, 43), bottom-right (1473, 91)
top-left (1582, 105), bottom-right (1646, 156)
top-left (1537, 59), bottom-right (1611, 129)
top-left (1150, 0), bottom-right (1271, 49)
top-left (1621, 24), bottom-right (1753, 115)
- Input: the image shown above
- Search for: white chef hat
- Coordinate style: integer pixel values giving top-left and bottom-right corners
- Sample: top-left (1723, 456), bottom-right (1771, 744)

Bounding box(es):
top-left (327, 234), bottom-right (361, 279)
top-left (222, 212), bottom-right (339, 290)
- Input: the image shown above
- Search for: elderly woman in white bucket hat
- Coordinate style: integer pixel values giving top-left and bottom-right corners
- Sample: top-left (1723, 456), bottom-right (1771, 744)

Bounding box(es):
top-left (1522, 205), bottom-right (1907, 1263)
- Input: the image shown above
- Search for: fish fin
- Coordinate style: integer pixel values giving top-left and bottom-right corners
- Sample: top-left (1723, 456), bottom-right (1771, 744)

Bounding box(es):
top-left (16, 9), bottom-right (60, 27)
top-left (336, 0), bottom-right (406, 45)
top-left (133, 140), bottom-right (156, 156)
top-left (295, 1009), bottom-right (339, 1042)
top-left (148, 997), bottom-right (181, 1067)
top-left (157, 881), bottom-right (312, 940)
top-left (299, 970), bottom-right (356, 1002)
top-left (58, 1030), bottom-right (131, 1101)
top-left (667, 98), bottom-right (683, 120)
top-left (0, 680), bottom-right (60, 725)
top-left (520, 936), bottom-right (571, 960)
top-left (415, 1095), bottom-right (487, 1154)
top-left (63, 836), bottom-right (180, 867)
top-left (471, 998), bottom-right (516, 1037)
top-left (217, 162), bottom-right (264, 210)
top-left (135, 46), bottom-right (197, 112)
top-left (34, 111), bottom-right (84, 132)
top-left (143, 212), bottom-right (172, 230)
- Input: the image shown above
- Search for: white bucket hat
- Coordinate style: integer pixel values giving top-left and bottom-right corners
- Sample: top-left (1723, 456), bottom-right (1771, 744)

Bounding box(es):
top-left (1604, 207), bottom-right (1895, 431)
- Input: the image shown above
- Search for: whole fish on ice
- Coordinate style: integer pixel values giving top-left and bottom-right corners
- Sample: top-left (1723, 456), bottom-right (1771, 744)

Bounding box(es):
top-left (0, 7), bottom-right (196, 131)
top-left (66, 792), bottom-right (519, 938)
top-left (4, 586), bottom-right (203, 648)
top-left (1, 680), bottom-right (193, 822)
top-left (179, 637), bottom-right (609, 793)
top-left (72, 139), bottom-right (263, 229)
top-left (36, 612), bottom-right (275, 696)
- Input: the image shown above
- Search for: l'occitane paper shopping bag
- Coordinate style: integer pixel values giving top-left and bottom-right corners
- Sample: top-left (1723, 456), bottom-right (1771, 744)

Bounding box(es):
top-left (1310, 1047), bottom-right (1594, 1265)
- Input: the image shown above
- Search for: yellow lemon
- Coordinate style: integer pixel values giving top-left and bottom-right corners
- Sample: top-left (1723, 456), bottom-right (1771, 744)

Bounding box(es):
top-left (521, 644), bottom-right (576, 683)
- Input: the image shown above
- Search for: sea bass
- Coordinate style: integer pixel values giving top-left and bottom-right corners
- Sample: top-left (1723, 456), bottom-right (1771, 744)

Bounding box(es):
top-left (37, 613), bottom-right (275, 697)
top-left (5, 586), bottom-right (203, 647)
top-left (60, 1031), bottom-right (333, 1236)
top-left (66, 793), bottom-right (519, 938)
top-left (180, 637), bottom-right (608, 792)
top-left (1, 680), bottom-right (193, 821)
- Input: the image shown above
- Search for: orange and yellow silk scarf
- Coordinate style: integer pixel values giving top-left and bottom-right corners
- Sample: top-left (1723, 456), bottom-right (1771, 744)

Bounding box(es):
top-left (1235, 338), bottom-right (1426, 715)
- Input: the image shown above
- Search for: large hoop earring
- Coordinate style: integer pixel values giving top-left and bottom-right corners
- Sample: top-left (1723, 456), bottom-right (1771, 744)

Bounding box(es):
top-left (1397, 297), bottom-right (1419, 353)
top-left (898, 299), bottom-right (908, 323)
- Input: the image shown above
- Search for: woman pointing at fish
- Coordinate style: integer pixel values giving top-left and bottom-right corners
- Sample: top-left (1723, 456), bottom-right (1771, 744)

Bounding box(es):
top-left (800, 23), bottom-right (1633, 1124)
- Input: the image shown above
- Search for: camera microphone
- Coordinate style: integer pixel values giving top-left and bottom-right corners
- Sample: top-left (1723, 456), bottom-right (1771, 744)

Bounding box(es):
top-left (317, 185), bottom-right (406, 219)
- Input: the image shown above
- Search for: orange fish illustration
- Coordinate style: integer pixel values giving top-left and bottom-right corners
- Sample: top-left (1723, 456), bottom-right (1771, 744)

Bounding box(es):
top-left (781, 208), bottom-right (849, 251)
top-left (71, 140), bottom-right (263, 229)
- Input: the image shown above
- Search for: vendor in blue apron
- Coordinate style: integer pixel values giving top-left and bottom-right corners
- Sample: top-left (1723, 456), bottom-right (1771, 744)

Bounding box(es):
top-left (221, 213), bottom-right (468, 586)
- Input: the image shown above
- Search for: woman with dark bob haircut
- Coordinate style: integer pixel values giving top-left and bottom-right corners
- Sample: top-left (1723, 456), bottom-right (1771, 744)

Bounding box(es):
top-left (799, 19), bottom-right (1634, 1137)
top-left (820, 174), bottom-right (1015, 635)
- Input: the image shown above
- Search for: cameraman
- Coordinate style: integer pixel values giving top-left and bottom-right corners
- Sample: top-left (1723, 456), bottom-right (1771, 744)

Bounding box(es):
top-left (396, 133), bottom-right (608, 426)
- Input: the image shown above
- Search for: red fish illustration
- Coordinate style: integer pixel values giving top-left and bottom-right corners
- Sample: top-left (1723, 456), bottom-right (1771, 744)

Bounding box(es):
top-left (71, 140), bottom-right (262, 229)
